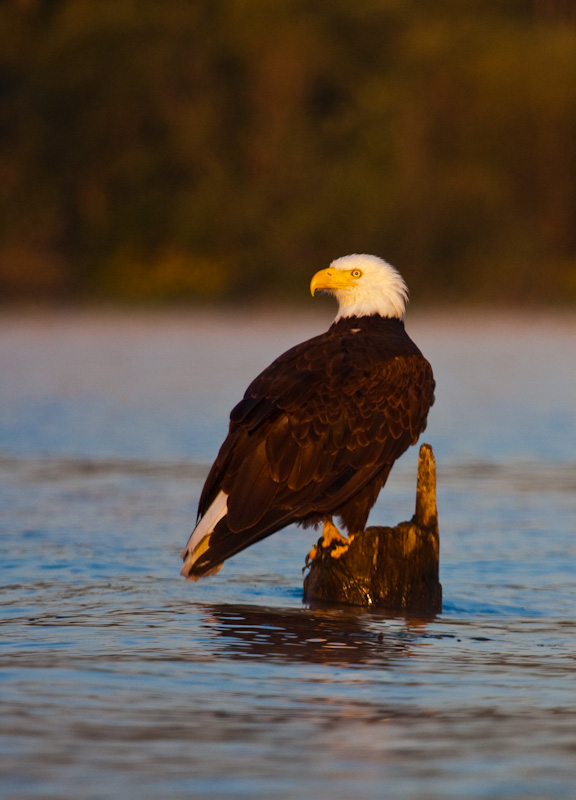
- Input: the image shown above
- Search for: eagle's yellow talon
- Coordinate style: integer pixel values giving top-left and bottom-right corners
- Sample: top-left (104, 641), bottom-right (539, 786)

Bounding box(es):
top-left (330, 542), bottom-right (350, 559)
top-left (305, 545), bottom-right (318, 567)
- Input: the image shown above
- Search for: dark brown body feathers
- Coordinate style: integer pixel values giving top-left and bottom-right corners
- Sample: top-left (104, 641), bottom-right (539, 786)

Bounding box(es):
top-left (186, 315), bottom-right (435, 577)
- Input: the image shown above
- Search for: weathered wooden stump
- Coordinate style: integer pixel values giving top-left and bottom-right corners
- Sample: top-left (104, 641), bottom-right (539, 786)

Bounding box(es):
top-left (303, 444), bottom-right (442, 613)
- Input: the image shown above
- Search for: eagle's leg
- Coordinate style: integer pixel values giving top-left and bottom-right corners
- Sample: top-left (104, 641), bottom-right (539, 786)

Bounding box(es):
top-left (320, 517), bottom-right (348, 547)
top-left (305, 518), bottom-right (351, 567)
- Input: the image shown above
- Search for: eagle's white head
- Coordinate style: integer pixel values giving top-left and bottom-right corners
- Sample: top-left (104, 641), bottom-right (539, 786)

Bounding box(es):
top-left (310, 254), bottom-right (408, 321)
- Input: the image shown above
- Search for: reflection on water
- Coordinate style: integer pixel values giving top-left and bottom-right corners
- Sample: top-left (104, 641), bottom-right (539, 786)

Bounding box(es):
top-left (1, 310), bottom-right (576, 799)
top-left (202, 603), bottom-right (424, 666)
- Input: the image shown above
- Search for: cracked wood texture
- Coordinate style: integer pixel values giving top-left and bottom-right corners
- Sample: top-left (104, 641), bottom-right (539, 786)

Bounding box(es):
top-left (303, 444), bottom-right (441, 613)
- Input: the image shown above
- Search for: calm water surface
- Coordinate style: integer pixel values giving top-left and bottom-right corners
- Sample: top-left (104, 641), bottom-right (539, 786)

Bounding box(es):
top-left (1, 309), bottom-right (576, 800)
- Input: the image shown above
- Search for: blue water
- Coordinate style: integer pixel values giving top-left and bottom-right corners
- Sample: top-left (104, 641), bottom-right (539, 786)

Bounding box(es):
top-left (1, 310), bottom-right (576, 799)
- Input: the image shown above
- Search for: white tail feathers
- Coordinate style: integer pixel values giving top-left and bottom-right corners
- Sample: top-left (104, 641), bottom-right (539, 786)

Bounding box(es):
top-left (181, 490), bottom-right (228, 579)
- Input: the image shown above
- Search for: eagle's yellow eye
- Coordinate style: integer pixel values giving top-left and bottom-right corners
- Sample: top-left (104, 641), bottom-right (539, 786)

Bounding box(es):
top-left (350, 269), bottom-right (362, 278)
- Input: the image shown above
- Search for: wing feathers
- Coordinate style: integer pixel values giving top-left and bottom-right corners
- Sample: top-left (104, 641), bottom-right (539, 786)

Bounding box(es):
top-left (184, 316), bottom-right (435, 578)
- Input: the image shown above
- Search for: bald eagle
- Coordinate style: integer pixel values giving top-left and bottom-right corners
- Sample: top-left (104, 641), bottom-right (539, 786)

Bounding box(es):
top-left (181, 254), bottom-right (435, 579)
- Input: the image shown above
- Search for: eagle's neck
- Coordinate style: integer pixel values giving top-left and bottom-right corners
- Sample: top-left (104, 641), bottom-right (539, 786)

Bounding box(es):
top-left (333, 289), bottom-right (406, 321)
top-left (329, 314), bottom-right (406, 334)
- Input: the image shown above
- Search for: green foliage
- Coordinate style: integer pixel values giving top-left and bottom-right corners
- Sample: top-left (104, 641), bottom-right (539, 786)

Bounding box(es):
top-left (1, 0), bottom-right (576, 304)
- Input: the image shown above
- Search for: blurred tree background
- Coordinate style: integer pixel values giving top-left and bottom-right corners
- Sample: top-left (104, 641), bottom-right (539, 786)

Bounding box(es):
top-left (1, 0), bottom-right (576, 305)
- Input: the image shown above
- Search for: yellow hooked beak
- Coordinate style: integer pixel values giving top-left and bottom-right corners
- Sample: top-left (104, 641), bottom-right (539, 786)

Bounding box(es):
top-left (310, 268), bottom-right (358, 296)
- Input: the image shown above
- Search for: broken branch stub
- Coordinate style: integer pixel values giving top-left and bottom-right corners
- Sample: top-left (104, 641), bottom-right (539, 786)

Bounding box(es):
top-left (303, 444), bottom-right (442, 613)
